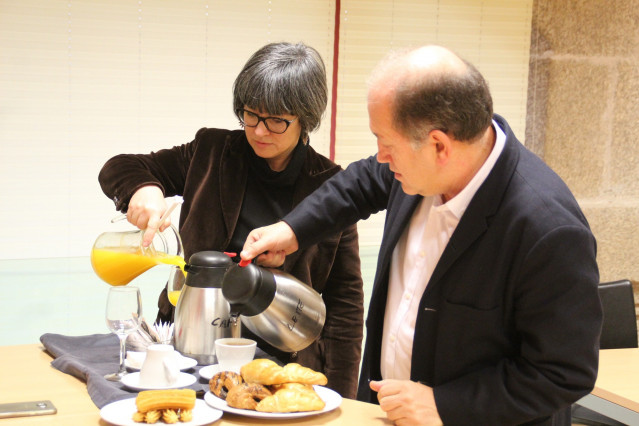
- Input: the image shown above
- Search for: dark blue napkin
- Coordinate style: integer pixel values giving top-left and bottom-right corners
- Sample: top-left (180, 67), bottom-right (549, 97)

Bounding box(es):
top-left (39, 333), bottom-right (207, 408)
top-left (40, 332), bottom-right (274, 408)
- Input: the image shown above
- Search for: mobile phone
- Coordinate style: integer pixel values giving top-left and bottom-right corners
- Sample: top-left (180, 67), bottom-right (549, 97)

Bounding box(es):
top-left (0, 400), bottom-right (57, 419)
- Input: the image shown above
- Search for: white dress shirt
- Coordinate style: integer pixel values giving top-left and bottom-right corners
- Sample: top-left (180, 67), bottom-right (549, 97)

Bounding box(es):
top-left (380, 121), bottom-right (506, 380)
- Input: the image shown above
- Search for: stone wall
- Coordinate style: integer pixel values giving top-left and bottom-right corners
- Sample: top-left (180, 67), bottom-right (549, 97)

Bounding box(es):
top-left (526, 0), bottom-right (639, 337)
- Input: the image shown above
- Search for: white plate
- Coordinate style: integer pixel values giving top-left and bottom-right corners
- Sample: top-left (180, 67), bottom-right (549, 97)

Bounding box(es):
top-left (198, 364), bottom-right (220, 380)
top-left (125, 352), bottom-right (197, 371)
top-left (121, 372), bottom-right (197, 391)
top-left (203, 385), bottom-right (342, 419)
top-left (100, 398), bottom-right (222, 426)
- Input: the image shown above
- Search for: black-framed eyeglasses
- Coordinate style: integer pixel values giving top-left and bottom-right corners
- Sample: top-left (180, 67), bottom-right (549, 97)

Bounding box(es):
top-left (236, 109), bottom-right (297, 134)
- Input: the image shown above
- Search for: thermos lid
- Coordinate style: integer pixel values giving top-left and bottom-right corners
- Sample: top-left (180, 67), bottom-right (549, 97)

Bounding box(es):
top-left (222, 263), bottom-right (276, 316)
top-left (183, 251), bottom-right (234, 288)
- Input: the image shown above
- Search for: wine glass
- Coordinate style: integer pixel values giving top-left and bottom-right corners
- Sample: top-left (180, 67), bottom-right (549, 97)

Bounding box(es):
top-left (104, 286), bottom-right (142, 381)
top-left (167, 265), bottom-right (186, 308)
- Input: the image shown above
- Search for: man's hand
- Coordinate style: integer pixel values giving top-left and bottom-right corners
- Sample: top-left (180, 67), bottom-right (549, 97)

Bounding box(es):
top-left (126, 185), bottom-right (168, 247)
top-left (240, 221), bottom-right (300, 267)
top-left (370, 380), bottom-right (442, 426)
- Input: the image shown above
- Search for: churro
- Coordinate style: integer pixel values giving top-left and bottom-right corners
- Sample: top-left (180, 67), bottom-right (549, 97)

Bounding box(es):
top-left (135, 389), bottom-right (196, 413)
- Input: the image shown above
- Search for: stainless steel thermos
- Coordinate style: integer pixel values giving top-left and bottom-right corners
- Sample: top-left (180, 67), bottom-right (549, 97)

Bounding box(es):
top-left (221, 263), bottom-right (326, 352)
top-left (174, 251), bottom-right (235, 364)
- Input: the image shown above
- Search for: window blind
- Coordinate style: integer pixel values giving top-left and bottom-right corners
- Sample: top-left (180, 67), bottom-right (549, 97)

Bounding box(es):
top-left (0, 0), bottom-right (335, 258)
top-left (0, 0), bottom-right (532, 259)
top-left (335, 0), bottom-right (533, 247)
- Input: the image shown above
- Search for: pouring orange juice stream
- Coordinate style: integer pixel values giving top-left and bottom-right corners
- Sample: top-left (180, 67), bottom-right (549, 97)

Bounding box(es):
top-left (91, 199), bottom-right (186, 305)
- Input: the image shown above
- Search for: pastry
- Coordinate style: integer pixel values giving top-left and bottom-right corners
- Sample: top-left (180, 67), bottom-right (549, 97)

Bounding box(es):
top-left (132, 411), bottom-right (146, 422)
top-left (179, 409), bottom-right (193, 422)
top-left (281, 363), bottom-right (328, 385)
top-left (162, 409), bottom-right (179, 424)
top-left (225, 382), bottom-right (273, 410)
top-left (269, 382), bottom-right (313, 393)
top-left (240, 359), bottom-right (327, 385)
top-left (143, 409), bottom-right (161, 423)
top-left (256, 386), bottom-right (325, 412)
top-left (209, 371), bottom-right (243, 399)
top-left (240, 358), bottom-right (286, 384)
top-left (135, 389), bottom-right (196, 413)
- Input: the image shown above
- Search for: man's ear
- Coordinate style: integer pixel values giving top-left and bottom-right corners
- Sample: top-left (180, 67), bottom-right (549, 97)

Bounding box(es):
top-left (429, 129), bottom-right (452, 164)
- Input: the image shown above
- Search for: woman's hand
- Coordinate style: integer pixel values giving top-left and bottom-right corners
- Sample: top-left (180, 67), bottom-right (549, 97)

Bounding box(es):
top-left (126, 185), bottom-right (168, 247)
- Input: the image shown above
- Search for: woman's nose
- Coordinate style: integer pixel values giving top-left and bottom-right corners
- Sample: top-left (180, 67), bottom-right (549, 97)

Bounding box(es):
top-left (254, 120), bottom-right (270, 136)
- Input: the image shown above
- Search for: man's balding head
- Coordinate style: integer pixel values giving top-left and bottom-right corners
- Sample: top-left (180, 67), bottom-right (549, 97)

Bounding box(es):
top-left (368, 45), bottom-right (493, 143)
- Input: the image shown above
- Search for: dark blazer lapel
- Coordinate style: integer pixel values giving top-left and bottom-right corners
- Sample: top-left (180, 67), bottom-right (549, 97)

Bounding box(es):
top-left (370, 187), bottom-right (422, 311)
top-left (291, 146), bottom-right (340, 205)
top-left (428, 204), bottom-right (489, 291)
top-left (219, 135), bottom-right (248, 241)
top-left (363, 187), bottom-right (421, 384)
top-left (425, 115), bottom-right (521, 294)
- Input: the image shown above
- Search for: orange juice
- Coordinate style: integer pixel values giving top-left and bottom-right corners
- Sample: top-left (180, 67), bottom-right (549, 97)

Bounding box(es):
top-left (91, 247), bottom-right (186, 286)
top-left (168, 290), bottom-right (181, 306)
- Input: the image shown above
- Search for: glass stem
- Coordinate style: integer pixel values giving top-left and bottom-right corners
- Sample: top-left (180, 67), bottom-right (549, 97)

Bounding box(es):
top-left (117, 334), bottom-right (127, 374)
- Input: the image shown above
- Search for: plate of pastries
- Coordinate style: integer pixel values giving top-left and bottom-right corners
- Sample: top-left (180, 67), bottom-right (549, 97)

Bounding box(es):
top-left (204, 358), bottom-right (342, 419)
top-left (100, 388), bottom-right (223, 425)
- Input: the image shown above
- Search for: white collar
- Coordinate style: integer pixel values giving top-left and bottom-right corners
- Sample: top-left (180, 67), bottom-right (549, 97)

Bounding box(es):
top-left (438, 120), bottom-right (506, 218)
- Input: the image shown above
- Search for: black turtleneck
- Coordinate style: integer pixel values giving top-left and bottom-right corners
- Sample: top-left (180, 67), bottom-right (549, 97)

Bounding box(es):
top-left (227, 138), bottom-right (308, 254)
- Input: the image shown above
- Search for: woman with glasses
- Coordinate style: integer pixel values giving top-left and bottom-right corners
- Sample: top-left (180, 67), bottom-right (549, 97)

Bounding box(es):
top-left (98, 42), bottom-right (364, 398)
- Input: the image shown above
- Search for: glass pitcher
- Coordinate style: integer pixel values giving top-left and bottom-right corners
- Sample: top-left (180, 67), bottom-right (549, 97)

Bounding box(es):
top-left (91, 222), bottom-right (185, 287)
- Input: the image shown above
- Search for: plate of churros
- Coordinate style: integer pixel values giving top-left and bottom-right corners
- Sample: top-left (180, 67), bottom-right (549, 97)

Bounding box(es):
top-left (100, 389), bottom-right (222, 425)
top-left (202, 358), bottom-right (342, 419)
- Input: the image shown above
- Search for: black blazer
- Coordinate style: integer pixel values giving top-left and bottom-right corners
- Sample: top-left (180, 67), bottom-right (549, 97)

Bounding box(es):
top-left (285, 115), bottom-right (601, 425)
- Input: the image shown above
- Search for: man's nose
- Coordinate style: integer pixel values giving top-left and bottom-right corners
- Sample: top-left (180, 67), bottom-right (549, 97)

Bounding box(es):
top-left (376, 145), bottom-right (389, 163)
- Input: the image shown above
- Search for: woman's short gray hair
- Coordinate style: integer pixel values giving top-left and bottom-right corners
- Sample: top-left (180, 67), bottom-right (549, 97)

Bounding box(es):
top-left (233, 42), bottom-right (328, 141)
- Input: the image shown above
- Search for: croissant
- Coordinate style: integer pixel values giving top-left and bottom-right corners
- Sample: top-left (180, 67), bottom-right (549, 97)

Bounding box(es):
top-left (281, 363), bottom-right (328, 385)
top-left (240, 359), bottom-right (328, 385)
top-left (269, 382), bottom-right (313, 393)
top-left (256, 387), bottom-right (325, 413)
top-left (240, 359), bottom-right (286, 385)
top-left (225, 382), bottom-right (272, 410)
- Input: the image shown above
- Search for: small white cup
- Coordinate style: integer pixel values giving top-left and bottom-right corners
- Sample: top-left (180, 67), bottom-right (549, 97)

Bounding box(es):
top-left (215, 338), bottom-right (256, 374)
top-left (139, 344), bottom-right (180, 387)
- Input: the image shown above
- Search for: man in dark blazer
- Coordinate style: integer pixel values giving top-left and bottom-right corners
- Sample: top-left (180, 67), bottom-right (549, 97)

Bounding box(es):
top-left (240, 45), bottom-right (601, 425)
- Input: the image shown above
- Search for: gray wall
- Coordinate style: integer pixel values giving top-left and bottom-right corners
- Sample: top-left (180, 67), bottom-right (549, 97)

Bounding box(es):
top-left (527, 1), bottom-right (639, 331)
